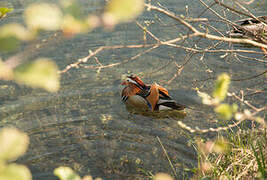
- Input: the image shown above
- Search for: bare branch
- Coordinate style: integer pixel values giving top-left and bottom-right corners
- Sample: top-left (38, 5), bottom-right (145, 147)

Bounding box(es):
top-left (146, 4), bottom-right (267, 49)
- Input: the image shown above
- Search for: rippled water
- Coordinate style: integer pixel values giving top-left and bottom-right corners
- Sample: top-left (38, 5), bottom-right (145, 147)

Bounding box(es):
top-left (0, 0), bottom-right (266, 179)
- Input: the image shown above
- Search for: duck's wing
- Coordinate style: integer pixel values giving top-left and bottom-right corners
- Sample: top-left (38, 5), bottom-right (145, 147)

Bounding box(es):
top-left (156, 100), bottom-right (186, 111)
top-left (157, 85), bottom-right (171, 99)
top-left (144, 84), bottom-right (159, 111)
top-left (156, 84), bottom-right (186, 111)
top-left (236, 16), bottom-right (267, 25)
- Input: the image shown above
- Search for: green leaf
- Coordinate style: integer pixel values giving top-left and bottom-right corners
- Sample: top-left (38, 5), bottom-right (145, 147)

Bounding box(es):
top-left (0, 36), bottom-right (19, 52)
top-left (60, 1), bottom-right (92, 36)
top-left (103, 0), bottom-right (144, 25)
top-left (213, 139), bottom-right (230, 154)
top-left (61, 1), bottom-right (82, 19)
top-left (62, 15), bottom-right (89, 36)
top-left (14, 58), bottom-right (60, 92)
top-left (0, 163), bottom-right (31, 180)
top-left (213, 73), bottom-right (230, 101)
top-left (0, 23), bottom-right (33, 51)
top-left (0, 128), bottom-right (29, 161)
top-left (0, 23), bottom-right (33, 41)
top-left (0, 7), bottom-right (13, 18)
top-left (54, 167), bottom-right (81, 180)
top-left (25, 3), bottom-right (63, 31)
top-left (214, 103), bottom-right (238, 120)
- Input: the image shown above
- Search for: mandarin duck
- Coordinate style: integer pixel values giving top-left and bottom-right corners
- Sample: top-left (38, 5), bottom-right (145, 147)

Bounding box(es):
top-left (121, 75), bottom-right (186, 111)
top-left (229, 15), bottom-right (267, 44)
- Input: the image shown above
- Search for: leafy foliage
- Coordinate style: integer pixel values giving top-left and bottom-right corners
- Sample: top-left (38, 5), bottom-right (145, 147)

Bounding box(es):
top-left (103, 0), bottom-right (144, 25)
top-left (25, 3), bottom-right (63, 31)
top-left (14, 58), bottom-right (60, 92)
top-left (0, 1), bottom-right (145, 180)
top-left (214, 103), bottom-right (238, 120)
top-left (54, 167), bottom-right (81, 180)
top-left (0, 0), bottom-right (145, 92)
top-left (0, 7), bottom-right (13, 18)
top-left (0, 164), bottom-right (32, 180)
top-left (0, 128), bottom-right (31, 180)
top-left (0, 24), bottom-right (33, 51)
top-left (195, 73), bottom-right (266, 179)
top-left (0, 128), bottom-right (29, 161)
top-left (213, 73), bottom-right (230, 102)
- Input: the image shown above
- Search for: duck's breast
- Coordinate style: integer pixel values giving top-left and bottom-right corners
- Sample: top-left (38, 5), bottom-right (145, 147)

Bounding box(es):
top-left (125, 95), bottom-right (150, 110)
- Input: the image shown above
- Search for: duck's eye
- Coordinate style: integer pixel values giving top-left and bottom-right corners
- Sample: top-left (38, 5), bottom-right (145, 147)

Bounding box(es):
top-left (127, 79), bottom-right (129, 82)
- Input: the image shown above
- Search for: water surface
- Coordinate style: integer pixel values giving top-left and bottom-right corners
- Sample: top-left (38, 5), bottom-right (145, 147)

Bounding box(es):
top-left (0, 0), bottom-right (266, 179)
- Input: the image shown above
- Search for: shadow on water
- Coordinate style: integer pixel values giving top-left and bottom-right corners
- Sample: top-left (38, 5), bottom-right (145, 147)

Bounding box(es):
top-left (0, 0), bottom-right (266, 179)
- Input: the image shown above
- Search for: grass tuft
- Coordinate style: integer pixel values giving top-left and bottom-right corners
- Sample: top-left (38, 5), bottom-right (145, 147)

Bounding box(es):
top-left (194, 127), bottom-right (267, 179)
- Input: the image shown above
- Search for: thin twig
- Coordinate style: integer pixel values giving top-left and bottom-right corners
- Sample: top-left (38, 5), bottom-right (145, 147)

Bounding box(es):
top-left (136, 21), bottom-right (161, 42)
top-left (156, 136), bottom-right (177, 179)
top-left (81, 45), bottom-right (159, 70)
top-left (214, 0), bottom-right (255, 19)
top-left (228, 92), bottom-right (264, 112)
top-left (177, 107), bottom-right (265, 133)
top-left (58, 44), bottom-right (158, 73)
top-left (146, 4), bottom-right (267, 49)
top-left (231, 70), bottom-right (267, 82)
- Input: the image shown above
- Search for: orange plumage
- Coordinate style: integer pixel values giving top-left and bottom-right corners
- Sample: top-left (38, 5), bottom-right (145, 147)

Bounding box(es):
top-left (121, 75), bottom-right (185, 111)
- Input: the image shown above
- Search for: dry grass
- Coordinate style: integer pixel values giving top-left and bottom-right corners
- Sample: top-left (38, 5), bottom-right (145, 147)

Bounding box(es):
top-left (194, 127), bottom-right (267, 179)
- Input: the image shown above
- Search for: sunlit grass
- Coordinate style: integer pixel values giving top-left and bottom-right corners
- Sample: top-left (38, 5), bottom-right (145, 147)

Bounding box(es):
top-left (194, 126), bottom-right (267, 179)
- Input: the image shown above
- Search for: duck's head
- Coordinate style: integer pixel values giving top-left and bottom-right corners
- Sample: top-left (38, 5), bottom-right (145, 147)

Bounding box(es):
top-left (121, 75), bottom-right (146, 90)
